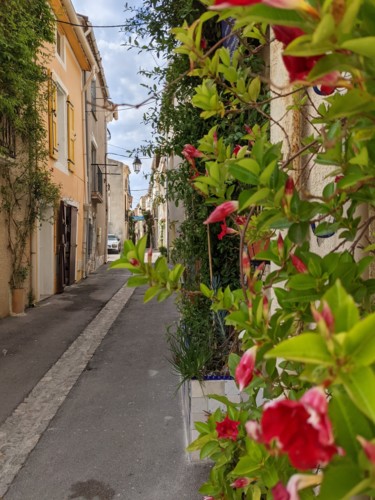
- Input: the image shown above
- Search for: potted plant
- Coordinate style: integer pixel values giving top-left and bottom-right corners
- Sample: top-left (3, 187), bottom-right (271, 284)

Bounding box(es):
top-left (10, 265), bottom-right (29, 314)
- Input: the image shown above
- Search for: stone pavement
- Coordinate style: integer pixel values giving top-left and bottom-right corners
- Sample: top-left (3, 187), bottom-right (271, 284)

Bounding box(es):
top-left (0, 264), bottom-right (210, 499)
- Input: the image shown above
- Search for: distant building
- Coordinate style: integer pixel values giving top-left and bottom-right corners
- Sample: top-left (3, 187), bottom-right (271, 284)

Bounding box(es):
top-left (107, 158), bottom-right (131, 245)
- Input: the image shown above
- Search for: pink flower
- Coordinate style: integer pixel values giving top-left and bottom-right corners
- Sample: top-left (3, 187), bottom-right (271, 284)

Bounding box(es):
top-left (291, 254), bottom-right (308, 274)
top-left (273, 474), bottom-right (323, 500)
top-left (235, 346), bottom-right (257, 391)
top-left (218, 221), bottom-right (237, 240)
top-left (231, 477), bottom-right (252, 489)
top-left (216, 416), bottom-right (240, 441)
top-left (204, 201), bottom-right (239, 224)
top-left (357, 436), bottom-right (375, 464)
top-left (233, 144), bottom-right (242, 157)
top-left (235, 215), bottom-right (247, 226)
top-left (182, 144), bottom-right (203, 162)
top-left (261, 387), bottom-right (340, 469)
top-left (245, 420), bottom-right (262, 441)
top-left (129, 258), bottom-right (140, 267)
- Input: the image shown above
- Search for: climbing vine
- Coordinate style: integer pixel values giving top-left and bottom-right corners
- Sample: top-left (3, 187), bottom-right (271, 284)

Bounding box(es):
top-left (0, 0), bottom-right (60, 290)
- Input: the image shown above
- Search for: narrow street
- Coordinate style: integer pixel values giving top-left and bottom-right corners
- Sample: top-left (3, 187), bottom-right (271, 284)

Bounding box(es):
top-left (0, 263), bottom-right (210, 499)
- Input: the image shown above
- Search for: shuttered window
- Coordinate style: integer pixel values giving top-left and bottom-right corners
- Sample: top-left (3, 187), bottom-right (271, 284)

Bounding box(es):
top-left (67, 97), bottom-right (75, 171)
top-left (48, 78), bottom-right (58, 159)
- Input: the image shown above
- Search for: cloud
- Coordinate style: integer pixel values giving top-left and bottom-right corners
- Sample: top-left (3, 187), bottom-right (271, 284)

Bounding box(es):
top-left (71, 0), bottom-right (157, 206)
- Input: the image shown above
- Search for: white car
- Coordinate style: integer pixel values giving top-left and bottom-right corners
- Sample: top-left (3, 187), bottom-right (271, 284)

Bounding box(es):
top-left (107, 234), bottom-right (121, 253)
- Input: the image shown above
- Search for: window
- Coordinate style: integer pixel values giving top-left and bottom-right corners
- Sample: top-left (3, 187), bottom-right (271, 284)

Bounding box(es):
top-left (48, 76), bottom-right (75, 172)
top-left (56, 30), bottom-right (65, 63)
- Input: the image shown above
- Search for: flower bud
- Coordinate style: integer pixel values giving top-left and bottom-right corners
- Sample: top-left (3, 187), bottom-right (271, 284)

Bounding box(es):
top-left (235, 346), bottom-right (257, 391)
top-left (204, 201), bottom-right (239, 224)
top-left (357, 436), bottom-right (375, 464)
top-left (291, 254), bottom-right (308, 273)
top-left (277, 233), bottom-right (284, 261)
top-left (230, 477), bottom-right (252, 489)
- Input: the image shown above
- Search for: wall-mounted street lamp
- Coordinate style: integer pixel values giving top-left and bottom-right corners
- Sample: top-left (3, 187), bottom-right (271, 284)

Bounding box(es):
top-left (132, 156), bottom-right (142, 174)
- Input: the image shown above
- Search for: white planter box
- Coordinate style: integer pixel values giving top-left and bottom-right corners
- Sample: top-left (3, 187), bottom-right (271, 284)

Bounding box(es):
top-left (181, 378), bottom-right (246, 462)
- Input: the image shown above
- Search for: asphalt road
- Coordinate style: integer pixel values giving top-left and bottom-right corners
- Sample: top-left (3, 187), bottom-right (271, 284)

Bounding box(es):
top-left (3, 286), bottom-right (210, 500)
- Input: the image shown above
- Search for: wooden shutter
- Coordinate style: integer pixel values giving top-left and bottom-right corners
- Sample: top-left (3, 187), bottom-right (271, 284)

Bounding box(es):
top-left (67, 97), bottom-right (75, 171)
top-left (48, 78), bottom-right (58, 159)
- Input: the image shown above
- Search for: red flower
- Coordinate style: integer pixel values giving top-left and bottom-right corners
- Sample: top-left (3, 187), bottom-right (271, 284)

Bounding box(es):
top-left (182, 144), bottom-right (203, 162)
top-left (235, 346), bottom-right (257, 391)
top-left (216, 416), bottom-right (240, 441)
top-left (291, 254), bottom-right (308, 274)
top-left (211, 0), bottom-right (260, 8)
top-left (218, 221), bottom-right (236, 240)
top-left (204, 201), bottom-right (239, 224)
top-left (273, 26), bottom-right (339, 84)
top-left (261, 387), bottom-right (340, 469)
top-left (129, 258), bottom-right (140, 267)
top-left (233, 144), bottom-right (242, 157)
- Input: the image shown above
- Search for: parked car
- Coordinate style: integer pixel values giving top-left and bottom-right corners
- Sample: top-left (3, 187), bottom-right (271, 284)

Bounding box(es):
top-left (107, 234), bottom-right (121, 253)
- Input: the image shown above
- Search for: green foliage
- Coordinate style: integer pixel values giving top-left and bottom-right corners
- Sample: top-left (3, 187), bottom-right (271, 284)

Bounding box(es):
top-left (119, 0), bottom-right (375, 497)
top-left (0, 0), bottom-right (60, 289)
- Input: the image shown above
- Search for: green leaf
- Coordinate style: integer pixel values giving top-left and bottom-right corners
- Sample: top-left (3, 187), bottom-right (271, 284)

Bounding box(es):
top-left (341, 37), bottom-right (375, 58)
top-left (195, 421), bottom-right (210, 434)
top-left (288, 221), bottom-right (309, 244)
top-left (343, 312), bottom-right (375, 366)
top-left (243, 3), bottom-right (305, 26)
top-left (287, 274), bottom-right (317, 290)
top-left (200, 440), bottom-right (220, 459)
top-left (186, 433), bottom-right (214, 452)
top-left (324, 90), bottom-right (375, 120)
top-left (136, 235), bottom-right (148, 263)
top-left (144, 286), bottom-right (161, 303)
top-left (319, 464), bottom-right (363, 500)
top-left (265, 333), bottom-right (333, 365)
top-left (248, 76), bottom-right (261, 101)
top-left (229, 158), bottom-right (260, 185)
top-left (239, 188), bottom-right (270, 211)
top-left (127, 276), bottom-right (149, 287)
top-left (329, 387), bottom-right (372, 460)
top-left (340, 366), bottom-right (375, 423)
top-left (312, 13), bottom-right (335, 44)
top-left (323, 281), bottom-right (359, 332)
top-left (231, 456), bottom-right (262, 475)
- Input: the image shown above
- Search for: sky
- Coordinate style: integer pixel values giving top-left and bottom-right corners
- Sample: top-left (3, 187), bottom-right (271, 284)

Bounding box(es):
top-left (71, 0), bottom-right (159, 207)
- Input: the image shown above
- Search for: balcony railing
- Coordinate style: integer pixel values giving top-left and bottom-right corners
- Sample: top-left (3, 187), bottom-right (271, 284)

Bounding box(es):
top-left (91, 164), bottom-right (103, 203)
top-left (0, 114), bottom-right (16, 158)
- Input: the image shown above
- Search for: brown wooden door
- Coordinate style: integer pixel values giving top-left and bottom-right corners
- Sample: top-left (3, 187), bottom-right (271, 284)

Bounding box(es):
top-left (68, 206), bottom-right (78, 285)
top-left (56, 201), bottom-right (66, 293)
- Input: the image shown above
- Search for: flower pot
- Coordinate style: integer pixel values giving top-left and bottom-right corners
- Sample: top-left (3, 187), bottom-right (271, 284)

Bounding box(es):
top-left (11, 288), bottom-right (25, 315)
top-left (181, 377), bottom-right (247, 461)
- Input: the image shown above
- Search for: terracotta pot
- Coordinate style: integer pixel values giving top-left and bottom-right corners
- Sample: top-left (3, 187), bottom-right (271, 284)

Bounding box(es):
top-left (11, 288), bottom-right (25, 314)
top-left (248, 238), bottom-right (270, 259)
